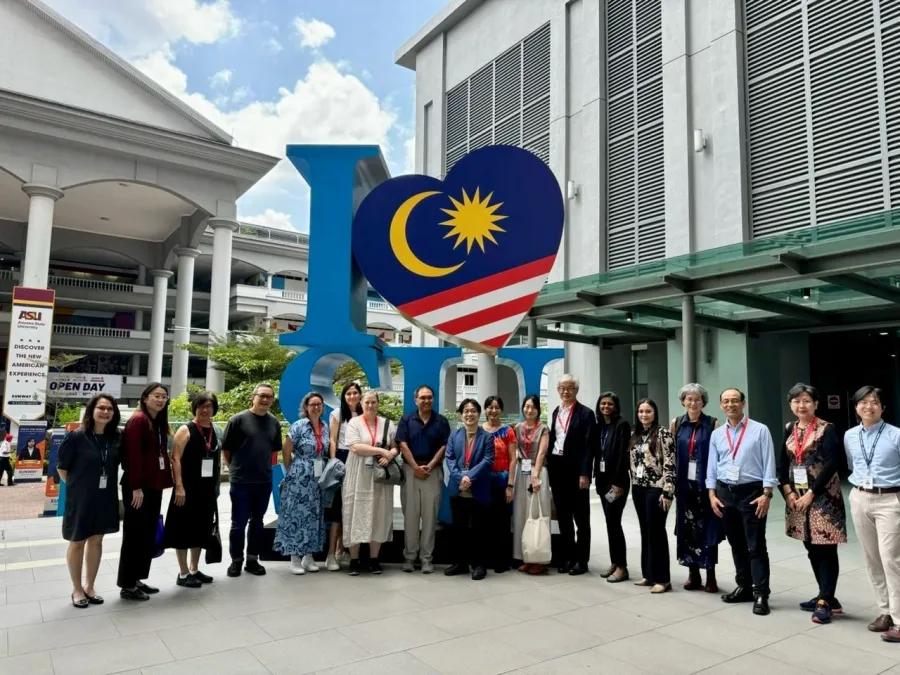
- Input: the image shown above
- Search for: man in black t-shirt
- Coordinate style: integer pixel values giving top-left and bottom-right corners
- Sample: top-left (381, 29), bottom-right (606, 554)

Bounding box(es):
top-left (222, 383), bottom-right (283, 577)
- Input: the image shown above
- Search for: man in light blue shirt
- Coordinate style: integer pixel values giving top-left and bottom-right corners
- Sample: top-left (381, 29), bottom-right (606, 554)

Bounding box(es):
top-left (843, 385), bottom-right (900, 641)
top-left (707, 387), bottom-right (777, 616)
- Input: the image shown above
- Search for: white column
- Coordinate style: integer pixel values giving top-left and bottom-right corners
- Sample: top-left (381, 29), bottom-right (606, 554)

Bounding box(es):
top-left (477, 353), bottom-right (498, 402)
top-left (21, 184), bottom-right (63, 288)
top-left (135, 265), bottom-right (147, 330)
top-left (206, 219), bottom-right (238, 392)
top-left (170, 247), bottom-right (200, 397)
top-left (147, 269), bottom-right (173, 383)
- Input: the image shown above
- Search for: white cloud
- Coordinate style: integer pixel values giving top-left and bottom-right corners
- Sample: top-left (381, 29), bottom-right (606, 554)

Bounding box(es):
top-left (209, 68), bottom-right (232, 89)
top-left (241, 208), bottom-right (294, 230)
top-left (293, 17), bottom-right (335, 49)
top-left (264, 37), bottom-right (283, 53)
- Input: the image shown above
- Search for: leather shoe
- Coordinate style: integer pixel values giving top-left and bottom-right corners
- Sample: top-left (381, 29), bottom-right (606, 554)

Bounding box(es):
top-left (721, 587), bottom-right (754, 603)
top-left (868, 614), bottom-right (894, 632)
top-left (704, 580), bottom-right (719, 593)
top-left (599, 564), bottom-right (616, 578)
top-left (557, 561), bottom-right (571, 574)
top-left (136, 581), bottom-right (159, 594)
top-left (568, 562), bottom-right (588, 576)
top-left (881, 627), bottom-right (900, 643)
top-left (650, 583), bottom-right (672, 594)
top-left (683, 577), bottom-right (703, 591)
top-left (444, 563), bottom-right (469, 577)
top-left (607, 570), bottom-right (629, 583)
top-left (753, 596), bottom-right (770, 616)
top-left (471, 566), bottom-right (487, 581)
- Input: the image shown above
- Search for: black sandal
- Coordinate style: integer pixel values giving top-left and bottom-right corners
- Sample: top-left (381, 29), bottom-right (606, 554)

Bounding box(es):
top-left (85, 593), bottom-right (104, 605)
top-left (71, 593), bottom-right (89, 609)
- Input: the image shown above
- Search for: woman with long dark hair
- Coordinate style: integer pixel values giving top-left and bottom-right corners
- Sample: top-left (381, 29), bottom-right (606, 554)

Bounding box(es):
top-left (326, 382), bottom-right (363, 570)
top-left (594, 391), bottom-right (631, 583)
top-left (58, 394), bottom-right (122, 607)
top-left (630, 398), bottom-right (676, 594)
top-left (118, 382), bottom-right (173, 600)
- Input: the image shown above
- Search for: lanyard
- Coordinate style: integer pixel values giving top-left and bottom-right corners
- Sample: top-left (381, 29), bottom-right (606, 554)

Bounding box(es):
top-left (725, 418), bottom-right (748, 460)
top-left (199, 425), bottom-right (214, 455)
top-left (858, 421), bottom-right (886, 469)
top-left (792, 419), bottom-right (817, 463)
top-left (687, 425), bottom-right (698, 460)
top-left (91, 433), bottom-right (109, 476)
top-left (311, 420), bottom-right (324, 455)
top-left (464, 434), bottom-right (476, 468)
top-left (365, 417), bottom-right (379, 447)
top-left (557, 405), bottom-right (573, 435)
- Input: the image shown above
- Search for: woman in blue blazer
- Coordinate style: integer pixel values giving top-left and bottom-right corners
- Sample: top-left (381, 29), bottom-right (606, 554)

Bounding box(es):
top-left (444, 398), bottom-right (495, 580)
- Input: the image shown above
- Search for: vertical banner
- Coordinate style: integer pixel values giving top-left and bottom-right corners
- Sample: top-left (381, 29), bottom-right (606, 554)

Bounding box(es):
top-left (14, 420), bottom-right (47, 482)
top-left (3, 287), bottom-right (56, 422)
top-left (45, 428), bottom-right (66, 515)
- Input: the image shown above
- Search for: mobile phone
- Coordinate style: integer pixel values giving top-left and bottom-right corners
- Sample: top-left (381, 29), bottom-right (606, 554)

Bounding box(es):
top-left (604, 489), bottom-right (616, 503)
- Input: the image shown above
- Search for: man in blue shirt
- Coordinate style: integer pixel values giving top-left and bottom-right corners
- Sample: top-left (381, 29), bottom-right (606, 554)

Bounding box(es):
top-left (707, 387), bottom-right (777, 615)
top-left (396, 385), bottom-right (450, 574)
top-left (844, 385), bottom-right (900, 641)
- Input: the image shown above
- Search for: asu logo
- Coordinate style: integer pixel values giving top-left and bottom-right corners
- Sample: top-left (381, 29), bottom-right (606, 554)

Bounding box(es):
top-left (18, 310), bottom-right (42, 321)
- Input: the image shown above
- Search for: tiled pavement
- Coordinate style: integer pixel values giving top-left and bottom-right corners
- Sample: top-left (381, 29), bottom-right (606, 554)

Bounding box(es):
top-left (0, 487), bottom-right (898, 674)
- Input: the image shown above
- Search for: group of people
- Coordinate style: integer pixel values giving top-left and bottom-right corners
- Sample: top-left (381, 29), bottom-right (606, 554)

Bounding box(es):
top-left (56, 377), bottom-right (900, 645)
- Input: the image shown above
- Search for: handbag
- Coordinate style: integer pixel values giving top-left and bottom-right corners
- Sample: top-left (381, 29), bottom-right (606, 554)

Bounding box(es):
top-left (372, 419), bottom-right (405, 486)
top-left (521, 492), bottom-right (552, 564)
top-left (205, 506), bottom-right (222, 564)
top-left (152, 514), bottom-right (165, 558)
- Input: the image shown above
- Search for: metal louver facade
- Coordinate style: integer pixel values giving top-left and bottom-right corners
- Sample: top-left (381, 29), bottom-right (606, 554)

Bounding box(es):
top-left (605, 0), bottom-right (664, 270)
top-left (444, 23), bottom-right (551, 175)
top-left (746, 0), bottom-right (899, 238)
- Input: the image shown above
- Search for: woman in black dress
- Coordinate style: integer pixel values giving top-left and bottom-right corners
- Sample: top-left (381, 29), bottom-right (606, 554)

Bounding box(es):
top-left (57, 394), bottom-right (121, 608)
top-left (594, 391), bottom-right (631, 583)
top-left (164, 391), bottom-right (221, 588)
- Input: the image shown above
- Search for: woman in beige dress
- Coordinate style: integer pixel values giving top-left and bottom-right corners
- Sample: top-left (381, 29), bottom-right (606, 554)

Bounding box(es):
top-left (512, 394), bottom-right (551, 574)
top-left (342, 390), bottom-right (398, 575)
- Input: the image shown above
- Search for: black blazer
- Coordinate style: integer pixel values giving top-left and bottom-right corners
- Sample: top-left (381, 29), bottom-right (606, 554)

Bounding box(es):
top-left (594, 417), bottom-right (631, 491)
top-left (548, 400), bottom-right (596, 477)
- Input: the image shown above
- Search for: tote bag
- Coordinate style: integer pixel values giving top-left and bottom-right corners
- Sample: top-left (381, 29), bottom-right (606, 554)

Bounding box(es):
top-left (521, 492), bottom-right (552, 564)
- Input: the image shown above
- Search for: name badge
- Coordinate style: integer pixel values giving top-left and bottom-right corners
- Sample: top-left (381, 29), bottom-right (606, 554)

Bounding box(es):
top-left (201, 459), bottom-right (214, 478)
top-left (159, 456), bottom-right (166, 470)
top-left (314, 458), bottom-right (324, 479)
top-left (724, 465), bottom-right (740, 483)
top-left (599, 460), bottom-right (606, 473)
top-left (792, 466), bottom-right (808, 490)
top-left (99, 474), bottom-right (108, 489)
top-left (520, 459), bottom-right (532, 474)
top-left (862, 473), bottom-right (874, 490)
top-left (687, 460), bottom-right (698, 482)
top-left (634, 464), bottom-right (645, 479)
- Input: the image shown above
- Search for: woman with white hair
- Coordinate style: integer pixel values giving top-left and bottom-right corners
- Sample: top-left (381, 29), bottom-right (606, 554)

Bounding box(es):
top-left (671, 383), bottom-right (722, 592)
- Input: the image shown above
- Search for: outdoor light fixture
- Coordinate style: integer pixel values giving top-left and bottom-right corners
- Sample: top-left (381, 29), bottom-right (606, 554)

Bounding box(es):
top-left (566, 180), bottom-right (580, 200)
top-left (801, 287), bottom-right (811, 300)
top-left (693, 129), bottom-right (707, 152)
top-left (625, 312), bottom-right (634, 322)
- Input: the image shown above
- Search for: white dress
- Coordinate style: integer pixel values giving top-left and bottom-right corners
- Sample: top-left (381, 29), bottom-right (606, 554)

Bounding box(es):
top-left (342, 415), bottom-right (396, 545)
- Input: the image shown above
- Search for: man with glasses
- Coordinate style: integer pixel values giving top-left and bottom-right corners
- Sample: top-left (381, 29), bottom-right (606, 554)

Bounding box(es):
top-left (548, 374), bottom-right (596, 575)
top-left (396, 384), bottom-right (450, 573)
top-left (222, 383), bottom-right (283, 577)
top-left (707, 388), bottom-right (777, 616)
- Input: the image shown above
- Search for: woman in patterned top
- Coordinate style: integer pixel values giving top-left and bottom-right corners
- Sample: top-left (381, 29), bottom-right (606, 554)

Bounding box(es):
top-left (630, 398), bottom-right (676, 594)
top-left (777, 383), bottom-right (846, 625)
top-left (482, 396), bottom-right (518, 573)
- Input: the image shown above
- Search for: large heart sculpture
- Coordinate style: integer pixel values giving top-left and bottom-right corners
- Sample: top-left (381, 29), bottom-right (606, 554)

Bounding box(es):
top-left (352, 145), bottom-right (564, 353)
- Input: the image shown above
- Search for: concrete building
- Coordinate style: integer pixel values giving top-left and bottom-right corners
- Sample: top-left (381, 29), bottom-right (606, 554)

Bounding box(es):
top-left (398, 0), bottom-right (900, 435)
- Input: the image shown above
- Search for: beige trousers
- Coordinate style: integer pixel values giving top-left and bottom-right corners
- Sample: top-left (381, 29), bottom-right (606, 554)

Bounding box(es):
top-left (849, 487), bottom-right (900, 623)
top-left (401, 465), bottom-right (443, 563)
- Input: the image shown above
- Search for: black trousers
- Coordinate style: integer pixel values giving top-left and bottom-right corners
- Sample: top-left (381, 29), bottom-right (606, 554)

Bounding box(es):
top-left (0, 457), bottom-right (13, 485)
top-left (487, 482), bottom-right (512, 568)
top-left (229, 482), bottom-right (272, 561)
top-left (548, 460), bottom-right (591, 566)
top-left (717, 481), bottom-right (770, 597)
top-left (450, 496), bottom-right (488, 568)
top-left (805, 541), bottom-right (839, 603)
top-left (118, 486), bottom-right (162, 589)
top-left (599, 481), bottom-right (629, 567)
top-left (632, 485), bottom-right (670, 584)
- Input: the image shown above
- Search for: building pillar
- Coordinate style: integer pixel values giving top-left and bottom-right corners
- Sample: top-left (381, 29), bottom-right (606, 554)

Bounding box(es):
top-left (131, 354), bottom-right (141, 377)
top-left (527, 320), bottom-right (537, 348)
top-left (170, 247), bottom-right (200, 397)
top-left (21, 184), bottom-right (63, 288)
top-left (135, 265), bottom-right (147, 330)
top-left (682, 295), bottom-right (696, 384)
top-left (147, 269), bottom-right (173, 383)
top-left (477, 353), bottom-right (498, 401)
top-left (206, 219), bottom-right (238, 392)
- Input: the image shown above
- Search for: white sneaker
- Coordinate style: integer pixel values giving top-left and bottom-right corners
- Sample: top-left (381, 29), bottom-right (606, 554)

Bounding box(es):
top-left (301, 554), bottom-right (320, 572)
top-left (325, 554), bottom-right (340, 571)
top-left (290, 555), bottom-right (306, 575)
top-left (337, 550), bottom-right (351, 566)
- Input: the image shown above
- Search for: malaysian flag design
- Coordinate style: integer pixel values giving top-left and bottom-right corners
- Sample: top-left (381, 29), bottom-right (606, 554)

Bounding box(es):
top-left (352, 145), bottom-right (564, 353)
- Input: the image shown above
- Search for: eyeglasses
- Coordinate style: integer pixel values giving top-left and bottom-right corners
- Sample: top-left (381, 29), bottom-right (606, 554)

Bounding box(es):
top-left (256, 394), bottom-right (274, 399)
top-left (95, 406), bottom-right (114, 412)
top-left (149, 394), bottom-right (168, 401)
top-left (307, 402), bottom-right (324, 408)
top-left (557, 386), bottom-right (576, 392)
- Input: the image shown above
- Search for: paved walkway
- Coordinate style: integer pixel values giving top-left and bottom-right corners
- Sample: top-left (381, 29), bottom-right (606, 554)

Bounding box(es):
top-left (0, 486), bottom-right (898, 674)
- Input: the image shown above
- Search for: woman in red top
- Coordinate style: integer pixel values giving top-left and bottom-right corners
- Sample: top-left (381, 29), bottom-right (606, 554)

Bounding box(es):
top-left (482, 396), bottom-right (518, 573)
top-left (118, 382), bottom-right (173, 600)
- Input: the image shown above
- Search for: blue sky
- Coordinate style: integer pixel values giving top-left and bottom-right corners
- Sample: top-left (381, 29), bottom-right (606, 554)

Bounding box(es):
top-left (43, 0), bottom-right (446, 231)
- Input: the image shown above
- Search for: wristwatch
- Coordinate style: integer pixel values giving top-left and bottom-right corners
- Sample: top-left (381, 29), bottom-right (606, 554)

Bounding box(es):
top-left (763, 490), bottom-right (773, 499)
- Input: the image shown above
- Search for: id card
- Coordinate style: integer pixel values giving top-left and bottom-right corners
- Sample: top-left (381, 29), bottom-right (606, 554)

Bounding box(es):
top-left (99, 474), bottom-right (108, 489)
top-left (792, 466), bottom-right (808, 489)
top-left (862, 473), bottom-right (874, 490)
top-left (201, 459), bottom-right (214, 478)
top-left (159, 456), bottom-right (166, 470)
top-left (724, 465), bottom-right (740, 482)
top-left (314, 458), bottom-right (324, 479)
top-left (634, 464), bottom-right (644, 479)
top-left (520, 459), bottom-right (532, 474)
top-left (599, 460), bottom-right (606, 473)
top-left (687, 460), bottom-right (698, 482)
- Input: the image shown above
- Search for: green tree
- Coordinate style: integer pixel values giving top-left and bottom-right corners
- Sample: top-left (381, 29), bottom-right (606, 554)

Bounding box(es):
top-left (181, 329), bottom-right (296, 391)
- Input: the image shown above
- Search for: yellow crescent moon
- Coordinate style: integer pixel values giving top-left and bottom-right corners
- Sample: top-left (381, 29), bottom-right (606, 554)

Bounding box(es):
top-left (390, 190), bottom-right (464, 278)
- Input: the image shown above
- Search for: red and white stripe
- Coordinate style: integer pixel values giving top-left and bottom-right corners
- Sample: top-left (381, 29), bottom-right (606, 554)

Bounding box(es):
top-left (398, 255), bottom-right (554, 349)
